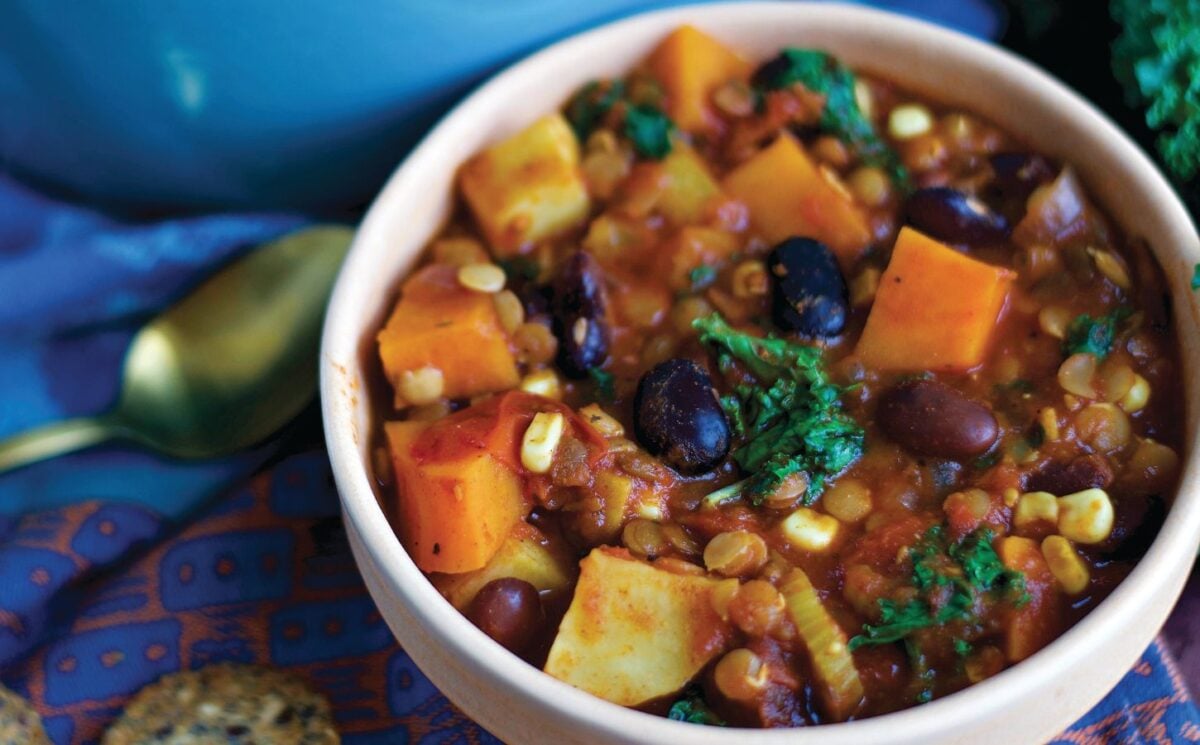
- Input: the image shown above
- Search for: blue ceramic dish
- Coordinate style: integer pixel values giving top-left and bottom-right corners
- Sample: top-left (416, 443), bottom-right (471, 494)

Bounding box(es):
top-left (0, 0), bottom-right (999, 211)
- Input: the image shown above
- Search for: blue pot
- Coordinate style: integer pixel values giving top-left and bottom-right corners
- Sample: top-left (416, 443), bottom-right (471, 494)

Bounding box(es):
top-left (0, 1), bottom-right (1000, 212)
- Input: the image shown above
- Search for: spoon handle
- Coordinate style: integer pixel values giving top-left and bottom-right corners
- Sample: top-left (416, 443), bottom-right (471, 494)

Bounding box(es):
top-left (0, 417), bottom-right (120, 474)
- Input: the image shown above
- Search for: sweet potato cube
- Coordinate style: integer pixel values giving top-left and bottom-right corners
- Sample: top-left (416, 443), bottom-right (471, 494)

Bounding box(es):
top-left (432, 522), bottom-right (575, 610)
top-left (544, 548), bottom-right (732, 706)
top-left (459, 113), bottom-right (590, 256)
top-left (655, 226), bottom-right (740, 291)
top-left (998, 536), bottom-right (1063, 662)
top-left (377, 266), bottom-right (519, 404)
top-left (385, 419), bottom-right (525, 574)
top-left (646, 25), bottom-right (748, 133)
top-left (722, 134), bottom-right (871, 268)
top-left (855, 227), bottom-right (1015, 372)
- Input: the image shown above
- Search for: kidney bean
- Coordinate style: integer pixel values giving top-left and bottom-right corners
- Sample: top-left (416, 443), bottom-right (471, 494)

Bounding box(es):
top-left (766, 237), bottom-right (849, 337)
top-left (1022, 453), bottom-right (1114, 496)
top-left (634, 358), bottom-right (730, 474)
top-left (466, 578), bottom-right (544, 653)
top-left (876, 379), bottom-right (999, 459)
top-left (552, 251), bottom-right (610, 377)
top-left (905, 187), bottom-right (1010, 244)
top-left (989, 152), bottom-right (1056, 202)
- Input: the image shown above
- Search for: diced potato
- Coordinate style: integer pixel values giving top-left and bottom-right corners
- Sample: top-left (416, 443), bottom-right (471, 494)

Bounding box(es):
top-left (645, 25), bottom-right (749, 133)
top-left (378, 265), bottom-right (519, 403)
top-left (655, 226), bottom-right (740, 291)
top-left (459, 114), bottom-right (590, 256)
top-left (855, 227), bottom-right (1016, 372)
top-left (779, 569), bottom-right (864, 721)
top-left (544, 548), bottom-right (733, 706)
top-left (997, 536), bottom-right (1063, 662)
top-left (432, 522), bottom-right (576, 610)
top-left (722, 134), bottom-right (872, 269)
top-left (385, 419), bottom-right (526, 574)
top-left (658, 146), bottom-right (724, 225)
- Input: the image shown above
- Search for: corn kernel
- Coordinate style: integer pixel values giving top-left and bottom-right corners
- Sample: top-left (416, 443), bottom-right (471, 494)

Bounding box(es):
top-left (780, 507), bottom-right (840, 552)
top-left (578, 403), bottom-right (624, 438)
top-left (1041, 535), bottom-right (1090, 594)
top-left (1014, 491), bottom-right (1059, 532)
top-left (1038, 407), bottom-right (1060, 441)
top-left (520, 411), bottom-right (565, 474)
top-left (397, 366), bottom-right (444, 406)
top-left (1056, 488), bottom-right (1114, 544)
top-left (457, 262), bottom-right (506, 293)
top-left (1003, 488), bottom-right (1020, 508)
top-left (888, 104), bottom-right (933, 140)
top-left (1120, 374), bottom-right (1150, 413)
top-left (519, 369), bottom-right (562, 400)
top-left (854, 79), bottom-right (874, 119)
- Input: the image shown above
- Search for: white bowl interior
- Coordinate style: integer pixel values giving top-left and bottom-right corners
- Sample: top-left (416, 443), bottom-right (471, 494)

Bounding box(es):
top-left (322, 3), bottom-right (1200, 743)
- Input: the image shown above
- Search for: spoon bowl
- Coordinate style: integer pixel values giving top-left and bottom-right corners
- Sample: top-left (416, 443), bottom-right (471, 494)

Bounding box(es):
top-left (0, 225), bottom-right (353, 471)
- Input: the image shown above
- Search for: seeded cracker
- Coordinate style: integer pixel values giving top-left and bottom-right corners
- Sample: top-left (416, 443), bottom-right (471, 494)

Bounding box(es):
top-left (102, 663), bottom-right (339, 745)
top-left (0, 684), bottom-right (50, 745)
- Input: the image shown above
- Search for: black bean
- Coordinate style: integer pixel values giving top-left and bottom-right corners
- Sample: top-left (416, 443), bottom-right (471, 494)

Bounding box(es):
top-left (466, 578), bottom-right (544, 653)
top-left (989, 152), bottom-right (1056, 202)
top-left (551, 251), bottom-right (610, 378)
top-left (877, 379), bottom-right (999, 459)
top-left (905, 187), bottom-right (1010, 244)
top-left (634, 358), bottom-right (730, 474)
top-left (766, 237), bottom-right (848, 337)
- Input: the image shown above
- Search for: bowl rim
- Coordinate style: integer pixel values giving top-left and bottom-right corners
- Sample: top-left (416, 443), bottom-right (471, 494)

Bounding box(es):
top-left (321, 2), bottom-right (1200, 742)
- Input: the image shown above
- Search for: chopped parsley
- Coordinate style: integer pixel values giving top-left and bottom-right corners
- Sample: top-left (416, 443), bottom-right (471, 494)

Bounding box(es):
top-left (694, 312), bottom-right (863, 504)
top-left (1063, 307), bottom-right (1131, 359)
top-left (849, 527), bottom-right (1029, 651)
top-left (752, 48), bottom-right (909, 190)
top-left (688, 264), bottom-right (718, 291)
top-left (623, 104), bottom-right (675, 160)
top-left (588, 367), bottom-right (615, 401)
top-left (565, 80), bottom-right (625, 141)
top-left (667, 687), bottom-right (725, 726)
top-left (1192, 263), bottom-right (1200, 290)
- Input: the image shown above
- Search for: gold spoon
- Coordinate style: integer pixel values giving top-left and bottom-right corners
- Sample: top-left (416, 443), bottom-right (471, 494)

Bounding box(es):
top-left (0, 225), bottom-right (353, 473)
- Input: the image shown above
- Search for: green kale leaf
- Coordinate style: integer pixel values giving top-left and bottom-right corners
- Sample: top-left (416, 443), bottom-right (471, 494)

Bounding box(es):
top-left (1063, 308), bottom-right (1131, 360)
top-left (667, 687), bottom-right (725, 726)
top-left (565, 80), bottom-right (626, 141)
top-left (694, 312), bottom-right (864, 503)
top-left (623, 104), bottom-right (675, 160)
top-left (753, 47), bottom-right (909, 190)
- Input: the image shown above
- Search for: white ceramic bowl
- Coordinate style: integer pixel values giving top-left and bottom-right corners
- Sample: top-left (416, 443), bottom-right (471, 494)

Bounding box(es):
top-left (321, 4), bottom-right (1200, 742)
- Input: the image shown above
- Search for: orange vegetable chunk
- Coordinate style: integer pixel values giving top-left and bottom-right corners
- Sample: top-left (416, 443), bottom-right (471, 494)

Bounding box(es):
top-left (645, 25), bottom-right (748, 134)
top-left (997, 536), bottom-right (1064, 662)
top-left (721, 134), bottom-right (871, 268)
top-left (384, 395), bottom-right (541, 574)
top-left (855, 227), bottom-right (1015, 372)
top-left (377, 265), bottom-right (519, 404)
